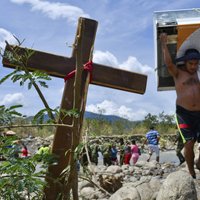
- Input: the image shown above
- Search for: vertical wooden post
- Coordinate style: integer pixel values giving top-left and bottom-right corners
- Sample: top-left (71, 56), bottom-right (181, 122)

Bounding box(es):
top-left (44, 18), bottom-right (98, 199)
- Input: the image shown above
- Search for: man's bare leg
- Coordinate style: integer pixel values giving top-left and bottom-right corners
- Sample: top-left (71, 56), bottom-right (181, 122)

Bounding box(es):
top-left (184, 140), bottom-right (195, 178)
top-left (147, 153), bottom-right (152, 162)
top-left (195, 143), bottom-right (200, 170)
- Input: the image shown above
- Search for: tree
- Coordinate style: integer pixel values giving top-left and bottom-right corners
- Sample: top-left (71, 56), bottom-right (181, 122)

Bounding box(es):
top-left (158, 111), bottom-right (175, 133)
top-left (143, 113), bottom-right (159, 129)
top-left (142, 112), bottom-right (176, 134)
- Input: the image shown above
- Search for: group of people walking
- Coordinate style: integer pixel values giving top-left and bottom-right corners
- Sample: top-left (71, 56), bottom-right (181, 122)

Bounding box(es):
top-left (79, 126), bottom-right (162, 168)
top-left (119, 139), bottom-right (141, 165)
top-left (79, 139), bottom-right (142, 167)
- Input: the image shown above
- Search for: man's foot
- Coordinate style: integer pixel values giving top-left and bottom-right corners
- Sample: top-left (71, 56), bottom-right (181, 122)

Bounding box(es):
top-left (192, 174), bottom-right (196, 179)
top-left (190, 169), bottom-right (196, 179)
top-left (147, 159), bottom-right (150, 162)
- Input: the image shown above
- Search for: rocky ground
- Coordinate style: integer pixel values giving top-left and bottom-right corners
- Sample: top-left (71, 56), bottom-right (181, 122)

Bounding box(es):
top-left (22, 135), bottom-right (200, 200)
top-left (78, 161), bottom-right (200, 200)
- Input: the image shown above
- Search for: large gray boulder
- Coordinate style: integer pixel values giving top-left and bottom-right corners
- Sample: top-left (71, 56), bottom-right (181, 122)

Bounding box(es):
top-left (109, 186), bottom-right (141, 200)
top-left (156, 170), bottom-right (197, 200)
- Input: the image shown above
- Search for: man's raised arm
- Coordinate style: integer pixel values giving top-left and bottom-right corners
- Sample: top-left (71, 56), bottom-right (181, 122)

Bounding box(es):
top-left (160, 33), bottom-right (178, 77)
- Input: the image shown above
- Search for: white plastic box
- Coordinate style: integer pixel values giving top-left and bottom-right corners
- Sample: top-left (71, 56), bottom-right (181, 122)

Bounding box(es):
top-left (154, 8), bottom-right (200, 91)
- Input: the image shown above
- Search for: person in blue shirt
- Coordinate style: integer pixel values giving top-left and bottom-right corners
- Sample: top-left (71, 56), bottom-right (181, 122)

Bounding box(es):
top-left (143, 126), bottom-right (160, 162)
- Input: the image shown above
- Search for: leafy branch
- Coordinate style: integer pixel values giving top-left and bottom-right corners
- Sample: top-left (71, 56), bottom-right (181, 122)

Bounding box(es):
top-left (0, 136), bottom-right (58, 199)
top-left (0, 40), bottom-right (55, 122)
top-left (0, 105), bottom-right (80, 129)
top-left (0, 105), bottom-right (24, 127)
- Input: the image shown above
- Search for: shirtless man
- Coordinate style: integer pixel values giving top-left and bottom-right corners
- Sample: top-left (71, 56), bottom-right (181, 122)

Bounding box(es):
top-left (160, 33), bottom-right (200, 178)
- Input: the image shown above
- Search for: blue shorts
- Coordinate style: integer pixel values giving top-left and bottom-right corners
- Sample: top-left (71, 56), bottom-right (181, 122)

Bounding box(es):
top-left (175, 105), bottom-right (200, 143)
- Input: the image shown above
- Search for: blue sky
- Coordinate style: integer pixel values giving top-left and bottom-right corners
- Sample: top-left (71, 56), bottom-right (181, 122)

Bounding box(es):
top-left (0, 0), bottom-right (200, 121)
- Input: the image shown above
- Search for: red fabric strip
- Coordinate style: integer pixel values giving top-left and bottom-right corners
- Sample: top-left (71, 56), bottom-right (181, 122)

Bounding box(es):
top-left (64, 61), bottom-right (93, 82)
top-left (64, 71), bottom-right (76, 81)
top-left (179, 124), bottom-right (190, 129)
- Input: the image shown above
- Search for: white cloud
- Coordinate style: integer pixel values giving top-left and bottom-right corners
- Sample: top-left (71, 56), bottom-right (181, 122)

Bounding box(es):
top-left (119, 56), bottom-right (153, 74)
top-left (0, 93), bottom-right (25, 106)
top-left (93, 50), bottom-right (153, 74)
top-left (10, 0), bottom-right (90, 23)
top-left (86, 100), bottom-right (148, 121)
top-left (93, 50), bottom-right (118, 67)
top-left (0, 28), bottom-right (17, 50)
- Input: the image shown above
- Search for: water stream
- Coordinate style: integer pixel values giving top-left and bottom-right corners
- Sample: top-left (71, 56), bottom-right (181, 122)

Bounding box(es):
top-left (138, 150), bottom-right (179, 164)
top-left (98, 150), bottom-right (180, 165)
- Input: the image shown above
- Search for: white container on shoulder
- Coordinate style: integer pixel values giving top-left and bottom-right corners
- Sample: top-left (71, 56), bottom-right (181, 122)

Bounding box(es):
top-left (154, 8), bottom-right (200, 91)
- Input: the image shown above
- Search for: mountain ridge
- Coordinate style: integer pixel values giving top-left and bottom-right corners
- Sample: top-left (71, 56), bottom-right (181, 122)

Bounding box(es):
top-left (26, 111), bottom-right (133, 123)
top-left (84, 111), bottom-right (130, 122)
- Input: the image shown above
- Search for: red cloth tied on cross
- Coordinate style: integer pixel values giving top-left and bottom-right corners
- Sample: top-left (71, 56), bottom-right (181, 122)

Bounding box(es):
top-left (64, 61), bottom-right (93, 83)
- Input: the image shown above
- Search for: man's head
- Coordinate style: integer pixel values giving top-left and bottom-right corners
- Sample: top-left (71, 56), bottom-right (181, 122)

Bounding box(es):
top-left (150, 126), bottom-right (154, 130)
top-left (176, 49), bottom-right (200, 74)
top-left (176, 49), bottom-right (200, 62)
top-left (131, 140), bottom-right (136, 145)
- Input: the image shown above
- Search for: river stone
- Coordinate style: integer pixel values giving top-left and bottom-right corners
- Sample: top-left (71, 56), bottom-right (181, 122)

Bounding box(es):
top-left (135, 160), bottom-right (146, 167)
top-left (80, 187), bottom-right (97, 199)
top-left (79, 180), bottom-right (94, 190)
top-left (106, 165), bottom-right (122, 173)
top-left (136, 182), bottom-right (154, 200)
top-left (156, 170), bottom-right (197, 200)
top-left (109, 186), bottom-right (141, 200)
top-left (149, 177), bottom-right (161, 192)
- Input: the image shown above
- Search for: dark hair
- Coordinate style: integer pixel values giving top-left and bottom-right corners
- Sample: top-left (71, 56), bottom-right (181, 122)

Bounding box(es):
top-left (176, 48), bottom-right (200, 62)
top-left (150, 126), bottom-right (154, 130)
top-left (185, 48), bottom-right (199, 55)
top-left (119, 138), bottom-right (124, 145)
top-left (131, 140), bottom-right (136, 144)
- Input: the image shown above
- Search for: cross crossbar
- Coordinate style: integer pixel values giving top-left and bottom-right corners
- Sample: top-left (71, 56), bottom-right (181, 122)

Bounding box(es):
top-left (3, 45), bottom-right (147, 94)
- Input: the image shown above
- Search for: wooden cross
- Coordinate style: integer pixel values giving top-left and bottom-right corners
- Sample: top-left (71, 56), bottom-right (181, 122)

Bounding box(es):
top-left (2, 17), bottom-right (147, 199)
